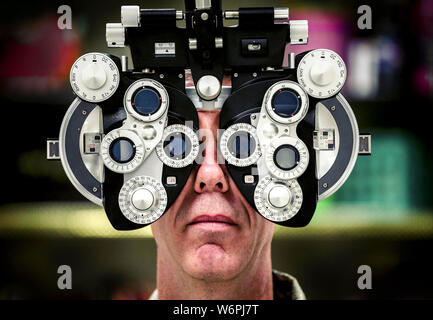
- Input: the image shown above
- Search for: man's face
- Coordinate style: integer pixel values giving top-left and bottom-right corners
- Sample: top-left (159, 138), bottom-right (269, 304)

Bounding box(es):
top-left (151, 110), bottom-right (275, 281)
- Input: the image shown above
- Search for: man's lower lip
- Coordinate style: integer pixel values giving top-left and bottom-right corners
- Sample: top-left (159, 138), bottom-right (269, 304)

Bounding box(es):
top-left (188, 222), bottom-right (237, 229)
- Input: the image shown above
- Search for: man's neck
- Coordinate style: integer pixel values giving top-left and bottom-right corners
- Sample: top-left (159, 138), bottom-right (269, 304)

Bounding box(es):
top-left (156, 246), bottom-right (274, 300)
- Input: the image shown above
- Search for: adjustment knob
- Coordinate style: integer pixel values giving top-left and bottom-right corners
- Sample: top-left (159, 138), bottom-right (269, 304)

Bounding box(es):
top-left (118, 176), bottom-right (168, 225)
top-left (196, 75), bottom-right (221, 101)
top-left (268, 185), bottom-right (291, 208)
top-left (289, 20), bottom-right (308, 45)
top-left (297, 49), bottom-right (347, 99)
top-left (81, 63), bottom-right (107, 90)
top-left (131, 188), bottom-right (154, 210)
top-left (121, 6), bottom-right (140, 27)
top-left (70, 53), bottom-right (120, 103)
top-left (310, 61), bottom-right (335, 86)
top-left (254, 176), bottom-right (303, 222)
top-left (106, 23), bottom-right (125, 48)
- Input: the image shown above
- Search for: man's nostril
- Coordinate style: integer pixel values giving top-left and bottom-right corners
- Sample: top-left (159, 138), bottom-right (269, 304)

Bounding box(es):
top-left (216, 182), bottom-right (223, 189)
top-left (200, 182), bottom-right (205, 189)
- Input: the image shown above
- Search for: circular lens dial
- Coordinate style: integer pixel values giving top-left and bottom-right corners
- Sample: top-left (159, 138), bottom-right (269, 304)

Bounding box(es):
top-left (272, 89), bottom-right (301, 118)
top-left (109, 138), bottom-right (136, 163)
top-left (118, 175), bottom-right (168, 225)
top-left (297, 49), bottom-right (347, 99)
top-left (264, 81), bottom-right (309, 125)
top-left (132, 87), bottom-right (161, 116)
top-left (101, 129), bottom-right (145, 173)
top-left (254, 176), bottom-right (303, 222)
top-left (220, 123), bottom-right (261, 167)
top-left (265, 136), bottom-right (309, 180)
top-left (124, 79), bottom-right (169, 122)
top-left (156, 124), bottom-right (200, 168)
top-left (70, 53), bottom-right (120, 103)
top-left (273, 144), bottom-right (300, 171)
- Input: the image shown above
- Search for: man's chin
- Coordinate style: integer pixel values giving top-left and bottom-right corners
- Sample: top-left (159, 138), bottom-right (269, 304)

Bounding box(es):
top-left (182, 243), bottom-right (241, 281)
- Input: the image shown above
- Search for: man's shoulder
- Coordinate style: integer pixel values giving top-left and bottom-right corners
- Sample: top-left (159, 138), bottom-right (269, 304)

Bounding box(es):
top-left (272, 269), bottom-right (306, 300)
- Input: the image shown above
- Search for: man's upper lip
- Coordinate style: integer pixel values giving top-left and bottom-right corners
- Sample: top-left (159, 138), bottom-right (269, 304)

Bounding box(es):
top-left (189, 215), bottom-right (236, 225)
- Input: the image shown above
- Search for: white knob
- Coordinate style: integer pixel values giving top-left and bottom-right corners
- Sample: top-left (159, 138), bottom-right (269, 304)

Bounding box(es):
top-left (131, 188), bottom-right (154, 211)
top-left (81, 63), bottom-right (107, 90)
top-left (289, 20), bottom-right (308, 45)
top-left (310, 61), bottom-right (336, 87)
top-left (268, 185), bottom-right (291, 208)
top-left (196, 75), bottom-right (221, 100)
top-left (106, 23), bottom-right (125, 48)
top-left (121, 6), bottom-right (140, 27)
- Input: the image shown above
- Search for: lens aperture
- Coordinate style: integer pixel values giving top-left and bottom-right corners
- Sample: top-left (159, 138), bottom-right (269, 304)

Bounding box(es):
top-left (272, 89), bottom-right (301, 118)
top-left (132, 87), bottom-right (161, 115)
top-left (228, 131), bottom-right (256, 159)
top-left (163, 133), bottom-right (190, 160)
top-left (273, 144), bottom-right (300, 171)
top-left (109, 138), bottom-right (136, 163)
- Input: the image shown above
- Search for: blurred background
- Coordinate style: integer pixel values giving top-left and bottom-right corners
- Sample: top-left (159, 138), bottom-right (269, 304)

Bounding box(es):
top-left (0, 0), bottom-right (432, 299)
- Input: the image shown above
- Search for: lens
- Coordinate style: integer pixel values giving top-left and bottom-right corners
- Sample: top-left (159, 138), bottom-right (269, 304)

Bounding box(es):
top-left (273, 144), bottom-right (300, 171)
top-left (163, 133), bottom-right (190, 159)
top-left (132, 87), bottom-right (161, 115)
top-left (109, 138), bottom-right (136, 163)
top-left (272, 89), bottom-right (300, 118)
top-left (227, 131), bottom-right (256, 159)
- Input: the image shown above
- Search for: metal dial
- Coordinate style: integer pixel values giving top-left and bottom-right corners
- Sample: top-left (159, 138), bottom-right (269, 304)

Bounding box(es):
top-left (265, 136), bottom-right (309, 180)
top-left (196, 75), bottom-right (222, 100)
top-left (254, 176), bottom-right (303, 222)
top-left (70, 53), bottom-right (120, 103)
top-left (220, 123), bottom-right (262, 167)
top-left (124, 79), bottom-right (169, 122)
top-left (101, 129), bottom-right (145, 173)
top-left (118, 175), bottom-right (168, 225)
top-left (156, 124), bottom-right (200, 168)
top-left (264, 81), bottom-right (309, 125)
top-left (297, 49), bottom-right (347, 99)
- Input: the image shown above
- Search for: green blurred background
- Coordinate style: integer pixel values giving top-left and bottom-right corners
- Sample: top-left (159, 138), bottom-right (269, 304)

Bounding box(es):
top-left (0, 0), bottom-right (432, 299)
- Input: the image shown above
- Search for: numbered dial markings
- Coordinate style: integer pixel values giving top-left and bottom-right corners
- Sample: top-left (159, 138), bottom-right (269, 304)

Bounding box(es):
top-left (297, 49), bottom-right (347, 99)
top-left (254, 176), bottom-right (303, 222)
top-left (118, 176), bottom-right (168, 225)
top-left (101, 129), bottom-right (145, 173)
top-left (265, 136), bottom-right (309, 180)
top-left (220, 123), bottom-right (262, 167)
top-left (264, 81), bottom-right (309, 125)
top-left (124, 79), bottom-right (169, 122)
top-left (156, 124), bottom-right (200, 168)
top-left (70, 53), bottom-right (120, 103)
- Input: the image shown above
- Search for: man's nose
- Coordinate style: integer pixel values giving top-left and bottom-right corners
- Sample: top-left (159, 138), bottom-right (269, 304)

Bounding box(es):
top-left (194, 114), bottom-right (229, 193)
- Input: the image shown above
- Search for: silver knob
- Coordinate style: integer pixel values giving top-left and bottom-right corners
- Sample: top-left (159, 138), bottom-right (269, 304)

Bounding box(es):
top-left (196, 75), bottom-right (221, 100)
top-left (106, 23), bottom-right (125, 48)
top-left (81, 63), bottom-right (107, 90)
top-left (310, 61), bottom-right (336, 87)
top-left (289, 20), bottom-right (308, 45)
top-left (268, 185), bottom-right (291, 208)
top-left (274, 8), bottom-right (289, 20)
top-left (131, 188), bottom-right (154, 211)
top-left (121, 6), bottom-right (140, 27)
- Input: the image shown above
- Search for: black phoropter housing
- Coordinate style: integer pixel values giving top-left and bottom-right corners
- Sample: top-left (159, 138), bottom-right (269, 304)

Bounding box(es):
top-left (119, 1), bottom-right (314, 227)
top-left (100, 0), bottom-right (314, 229)
top-left (123, 1), bottom-right (296, 87)
top-left (51, 0), bottom-right (368, 231)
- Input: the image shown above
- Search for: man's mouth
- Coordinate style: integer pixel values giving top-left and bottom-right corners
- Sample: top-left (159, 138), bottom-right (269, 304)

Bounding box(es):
top-left (188, 214), bottom-right (236, 226)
